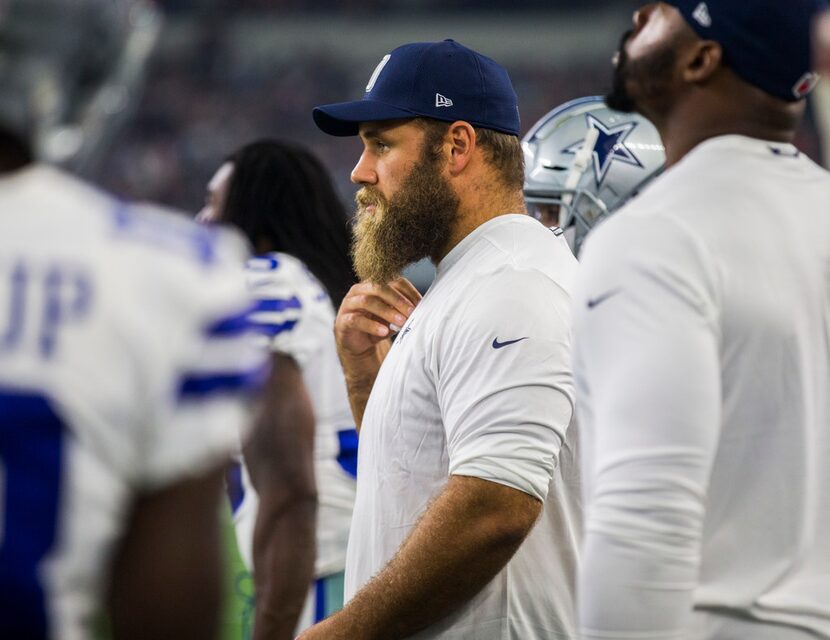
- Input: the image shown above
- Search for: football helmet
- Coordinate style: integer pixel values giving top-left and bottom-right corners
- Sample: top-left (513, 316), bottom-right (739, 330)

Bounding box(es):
top-left (0, 0), bottom-right (161, 175)
top-left (523, 96), bottom-right (665, 255)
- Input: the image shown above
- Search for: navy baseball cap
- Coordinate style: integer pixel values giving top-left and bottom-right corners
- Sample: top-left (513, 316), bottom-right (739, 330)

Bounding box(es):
top-left (667, 0), bottom-right (828, 101)
top-left (313, 39), bottom-right (520, 137)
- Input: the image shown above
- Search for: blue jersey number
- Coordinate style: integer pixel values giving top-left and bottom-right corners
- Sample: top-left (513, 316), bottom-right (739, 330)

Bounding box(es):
top-left (0, 390), bottom-right (66, 639)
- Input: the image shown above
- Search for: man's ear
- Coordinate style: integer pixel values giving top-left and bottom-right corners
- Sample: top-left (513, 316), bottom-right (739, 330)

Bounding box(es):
top-left (682, 40), bottom-right (723, 85)
top-left (446, 121), bottom-right (476, 176)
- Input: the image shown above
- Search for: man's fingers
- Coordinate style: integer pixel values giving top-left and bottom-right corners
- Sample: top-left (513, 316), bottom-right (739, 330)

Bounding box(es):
top-left (389, 276), bottom-right (423, 307)
top-left (338, 311), bottom-right (390, 338)
top-left (342, 281), bottom-right (418, 323)
top-left (340, 292), bottom-right (408, 329)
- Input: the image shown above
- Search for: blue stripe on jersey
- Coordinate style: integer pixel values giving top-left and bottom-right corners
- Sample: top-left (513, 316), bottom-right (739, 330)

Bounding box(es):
top-left (112, 203), bottom-right (218, 265)
top-left (257, 319), bottom-right (298, 338)
top-left (314, 578), bottom-right (327, 623)
top-left (207, 298), bottom-right (301, 338)
top-left (225, 461), bottom-right (245, 515)
top-left (177, 363), bottom-right (269, 400)
top-left (336, 429), bottom-right (359, 479)
top-left (0, 390), bottom-right (65, 640)
top-left (206, 303), bottom-right (258, 338)
top-left (246, 256), bottom-right (280, 271)
top-left (255, 296), bottom-right (301, 313)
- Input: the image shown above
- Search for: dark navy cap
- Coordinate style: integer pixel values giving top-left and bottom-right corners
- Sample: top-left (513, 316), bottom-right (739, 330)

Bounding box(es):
top-left (313, 39), bottom-right (520, 137)
top-left (667, 0), bottom-right (828, 101)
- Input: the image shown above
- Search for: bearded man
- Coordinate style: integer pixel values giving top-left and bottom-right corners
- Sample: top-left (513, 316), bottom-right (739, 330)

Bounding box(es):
top-left (573, 2), bottom-right (830, 639)
top-left (298, 40), bottom-right (581, 640)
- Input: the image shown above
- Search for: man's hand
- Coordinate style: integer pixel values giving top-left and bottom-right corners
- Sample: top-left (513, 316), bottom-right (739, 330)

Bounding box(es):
top-left (335, 277), bottom-right (420, 429)
top-left (335, 277), bottom-right (420, 357)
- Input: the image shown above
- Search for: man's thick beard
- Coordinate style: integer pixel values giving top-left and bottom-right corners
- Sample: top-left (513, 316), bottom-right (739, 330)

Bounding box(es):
top-left (606, 29), bottom-right (678, 117)
top-left (351, 150), bottom-right (459, 283)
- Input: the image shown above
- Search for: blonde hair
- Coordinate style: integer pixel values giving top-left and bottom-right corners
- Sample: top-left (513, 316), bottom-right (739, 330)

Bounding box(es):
top-left (414, 118), bottom-right (524, 190)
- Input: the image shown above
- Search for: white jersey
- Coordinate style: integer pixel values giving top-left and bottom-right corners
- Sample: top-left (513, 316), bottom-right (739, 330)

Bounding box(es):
top-left (0, 165), bottom-right (263, 639)
top-left (230, 252), bottom-right (356, 577)
top-left (346, 214), bottom-right (581, 639)
top-left (573, 136), bottom-right (830, 639)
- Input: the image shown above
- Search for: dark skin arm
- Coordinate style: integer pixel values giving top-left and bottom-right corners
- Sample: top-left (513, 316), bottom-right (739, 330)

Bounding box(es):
top-left (107, 464), bottom-right (227, 640)
top-left (246, 352), bottom-right (317, 640)
top-left (334, 277), bottom-right (420, 432)
top-left (297, 475), bottom-right (542, 640)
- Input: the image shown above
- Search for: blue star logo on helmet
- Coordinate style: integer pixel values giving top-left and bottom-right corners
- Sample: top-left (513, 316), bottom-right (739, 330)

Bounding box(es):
top-left (563, 114), bottom-right (643, 187)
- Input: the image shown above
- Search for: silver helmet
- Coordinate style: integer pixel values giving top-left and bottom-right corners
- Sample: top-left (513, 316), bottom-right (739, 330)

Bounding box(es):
top-left (0, 0), bottom-right (161, 175)
top-left (523, 96), bottom-right (665, 255)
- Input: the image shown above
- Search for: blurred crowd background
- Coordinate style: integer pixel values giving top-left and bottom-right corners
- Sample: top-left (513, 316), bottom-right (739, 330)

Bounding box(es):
top-left (95, 0), bottom-right (829, 215)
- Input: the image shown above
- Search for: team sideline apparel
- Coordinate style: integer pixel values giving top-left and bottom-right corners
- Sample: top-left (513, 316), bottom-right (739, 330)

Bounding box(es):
top-left (0, 165), bottom-right (263, 639)
top-left (573, 136), bottom-right (830, 639)
top-left (346, 214), bottom-right (581, 639)
top-left (227, 253), bottom-right (356, 619)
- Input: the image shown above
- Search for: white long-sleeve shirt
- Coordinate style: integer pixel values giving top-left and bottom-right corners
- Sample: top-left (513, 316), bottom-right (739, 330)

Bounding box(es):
top-left (573, 135), bottom-right (830, 639)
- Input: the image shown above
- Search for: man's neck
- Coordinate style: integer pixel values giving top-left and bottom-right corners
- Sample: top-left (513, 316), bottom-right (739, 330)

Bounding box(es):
top-left (435, 185), bottom-right (526, 263)
top-left (656, 84), bottom-right (802, 168)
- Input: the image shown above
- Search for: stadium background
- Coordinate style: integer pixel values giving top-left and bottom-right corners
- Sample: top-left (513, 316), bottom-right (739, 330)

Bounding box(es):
top-left (96, 0), bottom-right (829, 215)
top-left (88, 1), bottom-right (830, 638)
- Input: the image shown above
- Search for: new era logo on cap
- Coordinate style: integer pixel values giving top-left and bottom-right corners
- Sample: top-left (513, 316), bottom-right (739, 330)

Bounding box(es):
top-left (435, 93), bottom-right (453, 108)
top-left (692, 2), bottom-right (712, 27)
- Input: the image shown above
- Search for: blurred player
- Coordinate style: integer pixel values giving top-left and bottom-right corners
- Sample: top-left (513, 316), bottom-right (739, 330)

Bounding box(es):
top-left (573, 1), bottom-right (830, 639)
top-left (522, 96), bottom-right (664, 255)
top-left (0, 1), bottom-right (270, 638)
top-left (303, 39), bottom-right (580, 639)
top-left (200, 139), bottom-right (358, 637)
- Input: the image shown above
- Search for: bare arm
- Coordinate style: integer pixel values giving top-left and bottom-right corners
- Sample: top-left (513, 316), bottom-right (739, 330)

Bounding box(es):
top-left (297, 475), bottom-right (542, 640)
top-left (334, 278), bottom-right (420, 431)
top-left (245, 352), bottom-right (317, 640)
top-left (107, 464), bottom-right (227, 640)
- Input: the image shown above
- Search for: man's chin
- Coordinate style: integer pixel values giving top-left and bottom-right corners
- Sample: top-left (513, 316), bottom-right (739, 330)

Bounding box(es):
top-left (352, 241), bottom-right (407, 284)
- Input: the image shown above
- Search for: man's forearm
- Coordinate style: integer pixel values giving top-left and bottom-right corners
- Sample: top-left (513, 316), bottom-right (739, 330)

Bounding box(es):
top-left (247, 353), bottom-right (318, 640)
top-left (341, 339), bottom-right (390, 432)
top-left (311, 476), bottom-right (541, 640)
top-left (251, 496), bottom-right (316, 640)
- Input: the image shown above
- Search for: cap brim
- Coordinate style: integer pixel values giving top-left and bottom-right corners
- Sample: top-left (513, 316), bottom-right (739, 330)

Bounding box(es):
top-left (313, 99), bottom-right (417, 136)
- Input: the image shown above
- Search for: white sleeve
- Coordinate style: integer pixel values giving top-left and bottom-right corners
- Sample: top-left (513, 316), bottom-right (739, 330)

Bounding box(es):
top-left (436, 268), bottom-right (574, 502)
top-left (139, 229), bottom-right (267, 489)
top-left (246, 256), bottom-right (330, 367)
top-left (573, 215), bottom-right (722, 639)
